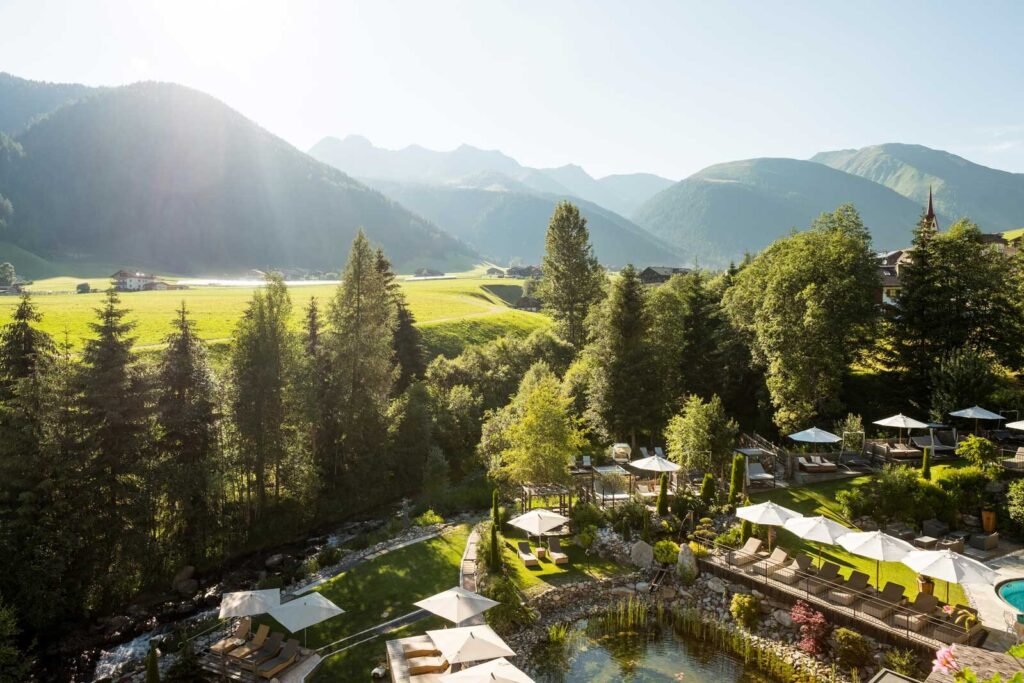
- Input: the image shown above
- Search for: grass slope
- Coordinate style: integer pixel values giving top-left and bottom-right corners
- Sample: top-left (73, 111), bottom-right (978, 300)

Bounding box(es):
top-left (0, 277), bottom-right (546, 358)
top-left (500, 528), bottom-right (633, 597)
top-left (752, 462), bottom-right (969, 604)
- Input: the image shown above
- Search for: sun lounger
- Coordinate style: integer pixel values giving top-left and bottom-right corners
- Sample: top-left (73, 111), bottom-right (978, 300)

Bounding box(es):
top-left (240, 631), bottom-right (284, 667)
top-left (747, 462), bottom-right (775, 485)
top-left (863, 582), bottom-right (905, 621)
top-left (256, 639), bottom-right (300, 679)
top-left (655, 447), bottom-right (667, 459)
top-left (893, 592), bottom-right (939, 631)
top-left (729, 537), bottom-right (763, 567)
top-left (911, 435), bottom-right (955, 454)
top-left (517, 541), bottom-right (539, 567)
top-left (407, 656), bottom-right (450, 676)
top-left (753, 547), bottom-right (789, 576)
top-left (798, 456), bottom-right (821, 472)
top-left (826, 570), bottom-right (869, 605)
top-left (811, 456), bottom-right (837, 472)
top-left (639, 447), bottom-right (652, 459)
top-left (401, 636), bottom-right (440, 658)
top-left (210, 617), bottom-right (251, 655)
top-left (582, 455), bottom-right (592, 468)
top-left (774, 554), bottom-right (814, 584)
top-left (806, 562), bottom-right (841, 595)
top-left (548, 537), bottom-right (569, 565)
top-left (887, 442), bottom-right (922, 459)
top-left (228, 624), bottom-right (269, 659)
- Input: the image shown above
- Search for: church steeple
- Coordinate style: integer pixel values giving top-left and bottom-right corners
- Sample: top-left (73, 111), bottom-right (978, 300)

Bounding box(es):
top-left (923, 186), bottom-right (939, 232)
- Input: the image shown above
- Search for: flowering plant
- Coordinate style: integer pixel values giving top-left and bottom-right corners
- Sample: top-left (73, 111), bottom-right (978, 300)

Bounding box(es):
top-left (932, 644), bottom-right (1024, 683)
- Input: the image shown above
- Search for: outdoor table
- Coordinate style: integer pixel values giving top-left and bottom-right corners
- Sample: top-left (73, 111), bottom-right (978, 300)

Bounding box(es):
top-left (949, 530), bottom-right (972, 542)
top-left (914, 535), bottom-right (938, 550)
top-left (536, 547), bottom-right (547, 560)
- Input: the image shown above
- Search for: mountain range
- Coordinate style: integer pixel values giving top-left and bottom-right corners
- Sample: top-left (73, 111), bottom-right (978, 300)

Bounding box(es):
top-left (1, 71), bottom-right (1021, 278)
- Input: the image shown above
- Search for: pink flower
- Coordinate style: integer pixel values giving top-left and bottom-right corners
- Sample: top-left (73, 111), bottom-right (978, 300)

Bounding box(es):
top-left (932, 645), bottom-right (957, 674)
top-left (942, 604), bottom-right (956, 615)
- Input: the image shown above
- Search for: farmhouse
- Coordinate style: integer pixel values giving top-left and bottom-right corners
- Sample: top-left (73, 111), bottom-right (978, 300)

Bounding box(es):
top-left (485, 266), bottom-right (505, 277)
top-left (639, 266), bottom-right (690, 285)
top-left (111, 270), bottom-right (158, 291)
top-left (507, 265), bottom-right (541, 278)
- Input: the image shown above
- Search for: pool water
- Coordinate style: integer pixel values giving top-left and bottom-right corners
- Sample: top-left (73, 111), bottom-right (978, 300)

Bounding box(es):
top-left (529, 620), bottom-right (773, 683)
top-left (997, 579), bottom-right (1024, 611)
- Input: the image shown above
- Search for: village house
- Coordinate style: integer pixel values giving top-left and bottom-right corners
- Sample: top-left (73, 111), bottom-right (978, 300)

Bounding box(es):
top-left (506, 265), bottom-right (541, 278)
top-left (485, 266), bottom-right (505, 277)
top-left (111, 270), bottom-right (158, 291)
top-left (639, 266), bottom-right (690, 285)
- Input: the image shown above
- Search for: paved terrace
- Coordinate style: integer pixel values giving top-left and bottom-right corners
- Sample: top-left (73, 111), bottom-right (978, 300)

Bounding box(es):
top-left (696, 542), bottom-right (994, 657)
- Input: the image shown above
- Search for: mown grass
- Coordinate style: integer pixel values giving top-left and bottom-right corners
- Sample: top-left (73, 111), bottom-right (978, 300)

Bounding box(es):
top-left (0, 277), bottom-right (546, 357)
top-left (500, 527), bottom-right (633, 597)
top-left (752, 461), bottom-right (970, 604)
top-left (252, 524), bottom-right (470, 682)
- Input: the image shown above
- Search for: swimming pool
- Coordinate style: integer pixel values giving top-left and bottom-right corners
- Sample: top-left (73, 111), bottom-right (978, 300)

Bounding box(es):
top-left (997, 579), bottom-right (1024, 611)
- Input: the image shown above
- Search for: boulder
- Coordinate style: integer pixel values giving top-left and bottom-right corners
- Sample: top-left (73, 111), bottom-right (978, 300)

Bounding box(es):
top-left (676, 543), bottom-right (699, 583)
top-left (707, 577), bottom-right (727, 594)
top-left (630, 540), bottom-right (654, 568)
top-left (175, 579), bottom-right (199, 597)
top-left (265, 553), bottom-right (286, 569)
top-left (773, 609), bottom-right (793, 628)
top-left (171, 566), bottom-right (195, 591)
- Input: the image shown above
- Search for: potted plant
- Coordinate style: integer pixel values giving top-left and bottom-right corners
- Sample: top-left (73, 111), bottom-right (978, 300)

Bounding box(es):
top-left (981, 500), bottom-right (997, 534)
top-left (917, 574), bottom-right (935, 595)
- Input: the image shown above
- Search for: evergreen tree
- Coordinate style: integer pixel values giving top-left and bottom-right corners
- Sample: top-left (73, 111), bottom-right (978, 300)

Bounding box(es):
top-left (326, 232), bottom-right (398, 499)
top-left (298, 296), bottom-right (333, 503)
top-left (586, 265), bottom-right (657, 447)
top-left (727, 453), bottom-right (745, 505)
top-left (699, 473), bottom-right (716, 506)
top-left (376, 249), bottom-right (425, 393)
top-left (537, 201), bottom-right (606, 348)
top-left (230, 275), bottom-right (295, 515)
top-left (78, 289), bottom-right (152, 609)
top-left (920, 448), bottom-right (932, 481)
top-left (740, 519), bottom-right (753, 544)
top-left (0, 293), bottom-right (53, 392)
top-left (156, 304), bottom-right (220, 565)
top-left (388, 381), bottom-right (434, 495)
top-left (0, 598), bottom-right (31, 681)
top-left (656, 474), bottom-right (669, 516)
top-left (491, 489), bottom-right (500, 524)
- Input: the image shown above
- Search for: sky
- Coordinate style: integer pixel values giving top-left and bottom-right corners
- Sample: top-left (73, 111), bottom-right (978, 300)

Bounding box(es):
top-left (2, 0), bottom-right (1023, 180)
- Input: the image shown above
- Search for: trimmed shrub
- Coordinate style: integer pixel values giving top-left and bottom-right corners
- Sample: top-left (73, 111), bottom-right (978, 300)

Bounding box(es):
top-left (656, 474), bottom-right (669, 516)
top-left (488, 523), bottom-right (502, 571)
top-left (570, 502), bottom-right (604, 531)
top-left (492, 489), bottom-right (500, 523)
top-left (882, 649), bottom-right (919, 677)
top-left (654, 539), bottom-right (680, 565)
top-left (920, 447), bottom-right (931, 480)
top-left (317, 546), bottom-right (342, 567)
top-left (715, 524), bottom-right (743, 549)
top-left (729, 593), bottom-right (761, 629)
top-left (833, 627), bottom-right (873, 669)
top-left (740, 519), bottom-right (753, 543)
top-left (688, 541), bottom-right (708, 558)
top-left (791, 600), bottom-right (829, 654)
top-left (727, 453), bottom-right (745, 505)
top-left (699, 472), bottom-right (717, 505)
top-left (414, 509), bottom-right (444, 526)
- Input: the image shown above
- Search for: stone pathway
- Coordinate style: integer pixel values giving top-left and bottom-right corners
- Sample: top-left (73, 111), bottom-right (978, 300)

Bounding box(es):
top-left (459, 526), bottom-right (485, 626)
top-left (292, 531), bottom-right (440, 596)
top-left (963, 547), bottom-right (1024, 650)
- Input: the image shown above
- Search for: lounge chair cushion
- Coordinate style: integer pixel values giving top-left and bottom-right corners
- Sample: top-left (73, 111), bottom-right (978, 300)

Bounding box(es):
top-left (407, 656), bottom-right (450, 676)
top-left (229, 624), bottom-right (269, 659)
top-left (257, 639), bottom-right (300, 679)
top-left (210, 617), bottom-right (251, 655)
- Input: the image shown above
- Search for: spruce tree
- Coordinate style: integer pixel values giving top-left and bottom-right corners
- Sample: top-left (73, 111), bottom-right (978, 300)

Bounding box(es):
top-left (727, 453), bottom-right (745, 505)
top-left (156, 303), bottom-right (219, 565)
top-left (0, 293), bottom-right (53, 392)
top-left (538, 201), bottom-right (605, 348)
top-left (587, 265), bottom-right (656, 447)
top-left (78, 289), bottom-right (151, 609)
top-left (230, 275), bottom-right (295, 515)
top-left (656, 474), bottom-right (669, 516)
top-left (376, 249), bottom-right (424, 393)
top-left (326, 232), bottom-right (398, 499)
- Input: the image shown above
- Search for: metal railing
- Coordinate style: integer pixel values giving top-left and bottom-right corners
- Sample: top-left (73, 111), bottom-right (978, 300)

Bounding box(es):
top-left (690, 537), bottom-right (985, 651)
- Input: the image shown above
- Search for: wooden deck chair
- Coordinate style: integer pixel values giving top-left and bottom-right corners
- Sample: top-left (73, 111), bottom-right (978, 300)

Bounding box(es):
top-left (753, 547), bottom-right (789, 576)
top-left (406, 656), bottom-right (450, 676)
top-left (729, 537), bottom-right (763, 567)
top-left (517, 541), bottom-right (539, 567)
top-left (257, 639), bottom-right (300, 679)
top-left (863, 582), bottom-right (905, 620)
top-left (210, 617), bottom-right (251, 655)
top-left (806, 562), bottom-right (841, 595)
top-left (228, 623), bottom-right (269, 659)
top-left (774, 554), bottom-right (814, 584)
top-left (827, 571), bottom-right (870, 605)
top-left (239, 631), bottom-right (283, 667)
top-left (893, 592), bottom-right (939, 631)
top-left (548, 537), bottom-right (569, 565)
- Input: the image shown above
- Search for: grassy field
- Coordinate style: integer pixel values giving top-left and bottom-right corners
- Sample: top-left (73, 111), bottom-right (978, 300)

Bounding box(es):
top-left (0, 275), bottom-right (547, 358)
top-left (500, 528), bottom-right (633, 597)
top-left (254, 524), bottom-right (471, 682)
top-left (752, 461), bottom-right (969, 604)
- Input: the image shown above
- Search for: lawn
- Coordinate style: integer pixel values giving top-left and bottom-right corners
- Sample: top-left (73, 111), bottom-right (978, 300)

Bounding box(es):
top-left (253, 524), bottom-right (470, 681)
top-left (0, 276), bottom-right (546, 357)
top-left (500, 528), bottom-right (633, 597)
top-left (752, 461), bottom-right (971, 604)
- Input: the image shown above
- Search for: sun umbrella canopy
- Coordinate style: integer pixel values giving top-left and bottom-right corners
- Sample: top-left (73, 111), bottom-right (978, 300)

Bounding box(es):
top-left (735, 501), bottom-right (802, 527)
top-left (837, 531), bottom-right (913, 562)
top-left (783, 516), bottom-right (849, 545)
top-left (949, 406), bottom-right (1004, 421)
top-left (507, 509), bottom-right (569, 537)
top-left (427, 625), bottom-right (516, 664)
top-left (787, 427), bottom-right (841, 444)
top-left (219, 589), bottom-right (281, 619)
top-left (901, 549), bottom-right (999, 586)
top-left (630, 455), bottom-right (681, 472)
top-left (443, 657), bottom-right (534, 683)
top-left (414, 587), bottom-right (499, 625)
top-left (1008, 420), bottom-right (1024, 431)
top-left (269, 592), bottom-right (344, 632)
top-left (873, 414), bottom-right (929, 430)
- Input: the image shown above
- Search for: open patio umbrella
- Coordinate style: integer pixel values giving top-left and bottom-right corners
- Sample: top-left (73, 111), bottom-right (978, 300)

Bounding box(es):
top-left (269, 592), bottom-right (344, 646)
top-left (443, 657), bottom-right (534, 683)
top-left (901, 548), bottom-right (998, 603)
top-left (837, 531), bottom-right (914, 588)
top-left (873, 414), bottom-right (929, 445)
top-left (787, 427), bottom-right (841, 444)
top-left (630, 454), bottom-right (681, 473)
top-left (1007, 420), bottom-right (1024, 431)
top-left (415, 587), bottom-right (499, 626)
top-left (219, 589), bottom-right (281, 618)
top-left (427, 625), bottom-right (516, 665)
top-left (782, 515), bottom-right (850, 568)
top-left (507, 509), bottom-right (569, 547)
top-left (950, 405), bottom-right (1005, 435)
top-left (736, 501), bottom-right (802, 550)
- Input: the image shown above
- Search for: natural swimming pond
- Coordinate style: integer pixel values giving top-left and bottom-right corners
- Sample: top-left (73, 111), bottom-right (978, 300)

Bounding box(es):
top-left (528, 618), bottom-right (775, 683)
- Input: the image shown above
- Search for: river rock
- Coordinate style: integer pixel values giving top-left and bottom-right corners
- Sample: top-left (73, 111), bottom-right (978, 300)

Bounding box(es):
top-left (171, 566), bottom-right (195, 591)
top-left (676, 543), bottom-right (698, 583)
top-left (630, 540), bottom-right (654, 568)
top-left (707, 577), bottom-right (727, 594)
top-left (265, 553), bottom-right (286, 569)
top-left (175, 579), bottom-right (199, 597)
top-left (773, 609), bottom-right (793, 628)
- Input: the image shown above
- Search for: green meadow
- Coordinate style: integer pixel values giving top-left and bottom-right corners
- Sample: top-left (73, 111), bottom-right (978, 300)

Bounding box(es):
top-left (0, 274), bottom-right (548, 358)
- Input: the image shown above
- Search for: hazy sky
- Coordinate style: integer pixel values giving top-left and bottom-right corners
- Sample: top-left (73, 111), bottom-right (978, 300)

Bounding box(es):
top-left (2, 0), bottom-right (1023, 179)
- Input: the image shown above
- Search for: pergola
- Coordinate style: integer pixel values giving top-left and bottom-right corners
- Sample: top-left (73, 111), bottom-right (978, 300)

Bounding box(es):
top-left (518, 482), bottom-right (572, 515)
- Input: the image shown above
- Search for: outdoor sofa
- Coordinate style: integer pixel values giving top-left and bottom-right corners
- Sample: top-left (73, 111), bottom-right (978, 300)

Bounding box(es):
top-left (826, 570), bottom-right (870, 606)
